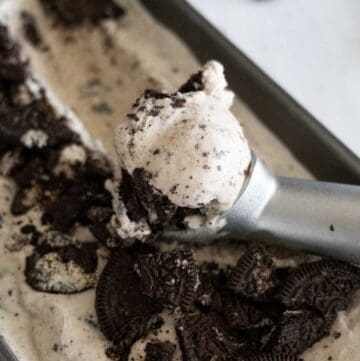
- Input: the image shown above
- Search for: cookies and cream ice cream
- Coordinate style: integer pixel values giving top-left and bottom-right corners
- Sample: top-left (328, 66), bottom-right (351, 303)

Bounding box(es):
top-left (116, 61), bottom-right (252, 231)
top-left (0, 1), bottom-right (360, 361)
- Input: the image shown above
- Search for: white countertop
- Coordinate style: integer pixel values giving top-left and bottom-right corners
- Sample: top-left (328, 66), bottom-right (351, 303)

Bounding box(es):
top-left (187, 0), bottom-right (360, 157)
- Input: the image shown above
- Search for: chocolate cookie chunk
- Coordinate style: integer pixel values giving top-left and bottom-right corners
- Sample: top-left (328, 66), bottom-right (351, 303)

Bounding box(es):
top-left (136, 250), bottom-right (198, 311)
top-left (40, 0), bottom-right (125, 26)
top-left (25, 241), bottom-right (98, 294)
top-left (277, 260), bottom-right (360, 314)
top-left (89, 223), bottom-right (112, 245)
top-left (132, 168), bottom-right (178, 225)
top-left (118, 169), bottom-right (148, 223)
top-left (11, 186), bottom-right (38, 215)
top-left (95, 251), bottom-right (162, 352)
top-left (20, 224), bottom-right (41, 245)
top-left (87, 207), bottom-right (114, 245)
top-left (145, 341), bottom-right (176, 361)
top-left (178, 71), bottom-right (204, 93)
top-left (265, 309), bottom-right (334, 355)
top-left (223, 297), bottom-right (272, 331)
top-left (247, 354), bottom-right (300, 361)
top-left (176, 310), bottom-right (242, 361)
top-left (0, 97), bottom-right (77, 148)
top-left (21, 12), bottom-right (43, 48)
top-left (42, 165), bottom-right (112, 232)
top-left (227, 246), bottom-right (276, 300)
top-left (125, 168), bottom-right (198, 228)
top-left (195, 262), bottom-right (224, 309)
top-left (87, 206), bottom-right (113, 224)
top-left (0, 24), bottom-right (27, 87)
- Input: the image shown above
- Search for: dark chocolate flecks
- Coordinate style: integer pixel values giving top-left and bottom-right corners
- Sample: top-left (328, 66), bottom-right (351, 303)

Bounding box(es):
top-left (171, 98), bottom-right (186, 108)
top-left (92, 102), bottom-right (113, 115)
top-left (21, 12), bottom-right (45, 49)
top-left (39, 0), bottom-right (125, 26)
top-left (127, 113), bottom-right (139, 122)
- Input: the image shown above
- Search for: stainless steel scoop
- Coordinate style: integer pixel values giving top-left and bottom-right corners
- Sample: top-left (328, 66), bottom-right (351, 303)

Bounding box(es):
top-left (162, 155), bottom-right (360, 264)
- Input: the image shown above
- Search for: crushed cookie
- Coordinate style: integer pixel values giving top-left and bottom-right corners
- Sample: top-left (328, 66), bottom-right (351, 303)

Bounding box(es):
top-left (127, 113), bottom-right (139, 122)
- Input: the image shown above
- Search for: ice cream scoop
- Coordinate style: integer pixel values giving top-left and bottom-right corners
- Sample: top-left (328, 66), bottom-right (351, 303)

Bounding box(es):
top-left (115, 60), bottom-right (360, 264)
top-left (162, 153), bottom-right (360, 264)
top-left (115, 61), bottom-right (252, 230)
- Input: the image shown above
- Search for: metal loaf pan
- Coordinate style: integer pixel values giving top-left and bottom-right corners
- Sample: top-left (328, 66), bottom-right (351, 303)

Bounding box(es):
top-left (142, 0), bottom-right (360, 184)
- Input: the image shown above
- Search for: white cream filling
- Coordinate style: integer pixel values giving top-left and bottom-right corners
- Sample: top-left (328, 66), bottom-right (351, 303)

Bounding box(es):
top-left (20, 130), bottom-right (49, 148)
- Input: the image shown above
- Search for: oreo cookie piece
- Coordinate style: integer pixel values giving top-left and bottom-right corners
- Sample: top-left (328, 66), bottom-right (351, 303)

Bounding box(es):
top-left (176, 310), bottom-right (241, 361)
top-left (0, 97), bottom-right (77, 148)
top-left (42, 164), bottom-right (112, 232)
top-left (227, 246), bottom-right (276, 300)
top-left (25, 241), bottom-right (98, 294)
top-left (145, 341), bottom-right (176, 361)
top-left (95, 250), bottom-right (162, 352)
top-left (118, 169), bottom-right (148, 223)
top-left (195, 262), bottom-right (224, 309)
top-left (87, 206), bottom-right (113, 224)
top-left (42, 191), bottom-right (82, 232)
top-left (223, 297), bottom-right (272, 331)
top-left (11, 186), bottom-right (38, 215)
top-left (136, 250), bottom-right (198, 311)
top-left (126, 241), bottom-right (159, 256)
top-left (178, 71), bottom-right (204, 93)
top-left (87, 206), bottom-right (114, 245)
top-left (21, 12), bottom-right (44, 48)
top-left (89, 223), bottom-right (112, 245)
top-left (265, 309), bottom-right (334, 356)
top-left (126, 167), bottom-right (200, 229)
top-left (277, 260), bottom-right (360, 315)
top-left (0, 24), bottom-right (27, 86)
top-left (131, 168), bottom-right (178, 225)
top-left (9, 154), bottom-right (48, 188)
top-left (40, 0), bottom-right (125, 26)
top-left (20, 224), bottom-right (41, 246)
top-left (247, 354), bottom-right (300, 361)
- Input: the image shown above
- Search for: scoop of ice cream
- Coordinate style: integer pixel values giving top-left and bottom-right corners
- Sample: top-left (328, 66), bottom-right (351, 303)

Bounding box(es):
top-left (116, 61), bottom-right (252, 228)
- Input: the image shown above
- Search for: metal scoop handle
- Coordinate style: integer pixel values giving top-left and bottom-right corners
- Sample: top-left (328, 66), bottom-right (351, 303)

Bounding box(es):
top-left (163, 157), bottom-right (360, 263)
top-left (227, 156), bottom-right (360, 263)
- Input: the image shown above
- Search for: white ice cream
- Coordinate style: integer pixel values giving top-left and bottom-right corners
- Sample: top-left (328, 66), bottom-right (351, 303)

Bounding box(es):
top-left (116, 61), bottom-right (252, 218)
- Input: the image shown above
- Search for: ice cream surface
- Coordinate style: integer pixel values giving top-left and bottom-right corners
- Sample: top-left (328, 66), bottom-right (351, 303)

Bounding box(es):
top-left (116, 61), bottom-right (252, 229)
